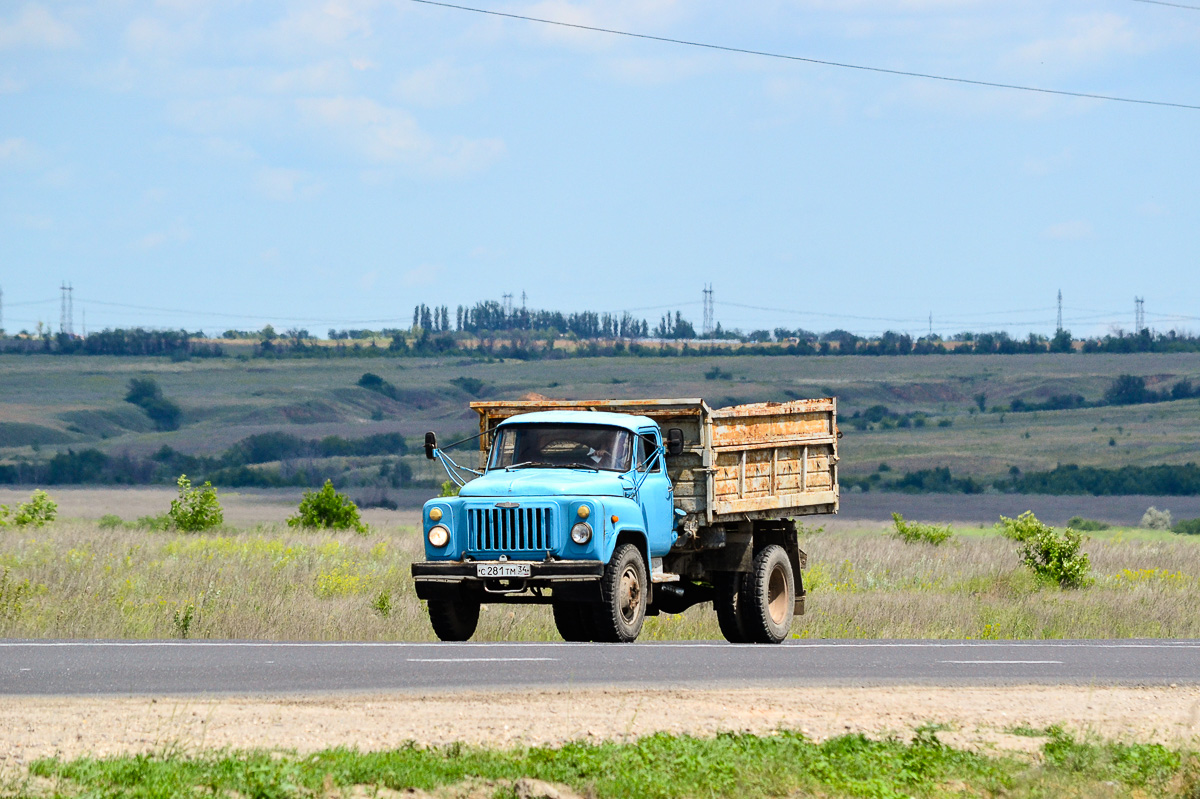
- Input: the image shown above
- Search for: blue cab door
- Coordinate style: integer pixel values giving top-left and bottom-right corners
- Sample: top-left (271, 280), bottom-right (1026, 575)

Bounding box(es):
top-left (635, 428), bottom-right (675, 556)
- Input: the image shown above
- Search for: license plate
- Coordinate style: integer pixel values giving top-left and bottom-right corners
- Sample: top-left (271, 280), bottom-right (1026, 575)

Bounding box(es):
top-left (476, 562), bottom-right (531, 578)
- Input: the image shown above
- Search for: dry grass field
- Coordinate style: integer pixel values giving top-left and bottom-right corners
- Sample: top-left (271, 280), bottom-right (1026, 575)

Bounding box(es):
top-left (2, 507), bottom-right (1197, 642)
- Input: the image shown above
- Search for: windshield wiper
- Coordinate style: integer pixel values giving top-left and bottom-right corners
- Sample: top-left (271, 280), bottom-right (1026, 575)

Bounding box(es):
top-left (505, 461), bottom-right (554, 470)
top-left (553, 463), bottom-right (600, 472)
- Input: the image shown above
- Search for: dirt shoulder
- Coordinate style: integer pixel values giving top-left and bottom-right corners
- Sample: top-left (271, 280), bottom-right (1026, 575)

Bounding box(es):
top-left (3, 685), bottom-right (1199, 771)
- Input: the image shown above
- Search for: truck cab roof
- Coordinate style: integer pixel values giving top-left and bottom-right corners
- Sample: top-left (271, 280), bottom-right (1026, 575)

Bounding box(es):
top-left (496, 410), bottom-right (656, 432)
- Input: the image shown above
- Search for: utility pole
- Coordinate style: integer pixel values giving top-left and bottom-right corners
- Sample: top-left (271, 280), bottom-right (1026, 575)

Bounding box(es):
top-left (521, 291), bottom-right (526, 311)
top-left (1135, 297), bottom-right (1145, 333)
top-left (60, 282), bottom-right (68, 334)
top-left (928, 312), bottom-right (932, 338)
top-left (1056, 289), bottom-right (1063, 333)
top-left (67, 282), bottom-right (74, 336)
top-left (502, 293), bottom-right (512, 317)
top-left (0, 285), bottom-right (4, 334)
top-left (702, 283), bottom-right (714, 338)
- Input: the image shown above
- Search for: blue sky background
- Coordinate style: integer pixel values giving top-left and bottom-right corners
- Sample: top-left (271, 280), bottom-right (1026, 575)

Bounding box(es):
top-left (1, 1), bottom-right (1197, 338)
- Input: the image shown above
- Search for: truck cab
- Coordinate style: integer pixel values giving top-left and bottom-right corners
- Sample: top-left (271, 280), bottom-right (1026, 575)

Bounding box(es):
top-left (413, 411), bottom-right (671, 642)
top-left (412, 398), bottom-right (838, 644)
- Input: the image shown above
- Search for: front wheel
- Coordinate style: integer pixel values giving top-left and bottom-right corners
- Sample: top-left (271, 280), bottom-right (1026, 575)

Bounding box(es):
top-left (552, 602), bottom-right (595, 642)
top-left (739, 544), bottom-right (795, 644)
top-left (427, 597), bottom-right (480, 641)
top-left (591, 543), bottom-right (648, 642)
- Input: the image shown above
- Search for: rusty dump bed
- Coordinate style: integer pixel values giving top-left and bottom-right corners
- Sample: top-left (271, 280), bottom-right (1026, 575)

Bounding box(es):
top-left (470, 398), bottom-right (839, 525)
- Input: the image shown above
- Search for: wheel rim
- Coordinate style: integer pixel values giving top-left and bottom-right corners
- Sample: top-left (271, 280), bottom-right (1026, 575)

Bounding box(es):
top-left (767, 564), bottom-right (789, 625)
top-left (619, 564), bottom-right (642, 624)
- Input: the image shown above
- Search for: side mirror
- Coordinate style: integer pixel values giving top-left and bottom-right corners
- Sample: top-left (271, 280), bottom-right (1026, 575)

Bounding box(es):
top-left (666, 428), bottom-right (685, 456)
top-left (424, 431), bottom-right (438, 460)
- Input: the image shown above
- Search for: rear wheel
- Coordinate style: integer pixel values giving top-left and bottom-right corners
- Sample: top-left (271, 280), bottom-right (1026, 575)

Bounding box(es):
top-left (714, 573), bottom-right (748, 644)
top-left (591, 543), bottom-right (647, 643)
top-left (552, 602), bottom-right (594, 642)
top-left (739, 544), bottom-right (795, 644)
top-left (428, 597), bottom-right (480, 642)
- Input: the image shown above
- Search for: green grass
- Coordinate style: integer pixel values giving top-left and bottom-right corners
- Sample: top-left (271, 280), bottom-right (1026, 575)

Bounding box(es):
top-left (4, 352), bottom-right (1200, 483)
top-left (3, 520), bottom-right (1200, 641)
top-left (14, 727), bottom-right (1199, 799)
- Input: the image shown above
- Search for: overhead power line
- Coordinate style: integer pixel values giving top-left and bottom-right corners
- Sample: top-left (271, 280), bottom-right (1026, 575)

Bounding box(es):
top-left (406, 0), bottom-right (1200, 111)
top-left (1129, 0), bottom-right (1200, 10)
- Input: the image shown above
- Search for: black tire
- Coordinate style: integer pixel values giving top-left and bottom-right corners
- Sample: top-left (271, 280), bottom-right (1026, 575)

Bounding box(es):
top-left (427, 598), bottom-right (480, 642)
top-left (714, 573), bottom-right (748, 644)
top-left (591, 543), bottom-right (648, 643)
top-left (739, 544), bottom-right (795, 644)
top-left (552, 602), bottom-right (594, 642)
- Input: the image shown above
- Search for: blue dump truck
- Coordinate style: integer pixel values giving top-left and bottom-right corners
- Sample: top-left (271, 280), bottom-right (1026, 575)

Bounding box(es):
top-left (412, 398), bottom-right (839, 643)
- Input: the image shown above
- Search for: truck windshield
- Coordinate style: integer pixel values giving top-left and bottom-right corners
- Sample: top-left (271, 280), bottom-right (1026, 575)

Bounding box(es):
top-left (489, 424), bottom-right (634, 472)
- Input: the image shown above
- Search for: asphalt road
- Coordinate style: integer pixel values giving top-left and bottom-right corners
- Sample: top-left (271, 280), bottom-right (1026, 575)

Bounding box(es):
top-left (2, 640), bottom-right (1199, 695)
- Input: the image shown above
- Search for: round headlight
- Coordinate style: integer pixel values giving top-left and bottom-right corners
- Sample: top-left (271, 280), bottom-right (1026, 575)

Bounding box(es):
top-left (428, 524), bottom-right (450, 548)
top-left (570, 522), bottom-right (592, 545)
top-left (576, 505), bottom-right (590, 519)
top-left (428, 507), bottom-right (443, 522)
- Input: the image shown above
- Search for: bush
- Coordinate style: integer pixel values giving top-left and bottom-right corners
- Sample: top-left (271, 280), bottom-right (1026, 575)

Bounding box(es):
top-left (168, 474), bottom-right (223, 532)
top-left (891, 512), bottom-right (953, 545)
top-left (1140, 506), bottom-right (1173, 530)
top-left (439, 480), bottom-right (460, 498)
top-left (1066, 516), bottom-right (1110, 532)
top-left (124, 377), bottom-right (182, 431)
top-left (1172, 518), bottom-right (1200, 535)
top-left (288, 480), bottom-right (367, 533)
top-left (999, 511), bottom-right (1092, 589)
top-left (0, 489), bottom-right (58, 527)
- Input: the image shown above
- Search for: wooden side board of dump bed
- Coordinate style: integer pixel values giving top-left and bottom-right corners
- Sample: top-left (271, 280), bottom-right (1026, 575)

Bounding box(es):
top-left (470, 397), bottom-right (839, 526)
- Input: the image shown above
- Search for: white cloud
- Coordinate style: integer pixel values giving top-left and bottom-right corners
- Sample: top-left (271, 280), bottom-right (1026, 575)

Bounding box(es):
top-left (1007, 14), bottom-right (1145, 74)
top-left (395, 60), bottom-right (484, 107)
top-left (1043, 220), bottom-right (1093, 241)
top-left (1021, 148), bottom-right (1074, 177)
top-left (254, 167), bottom-right (324, 201)
top-left (604, 54), bottom-right (708, 85)
top-left (262, 1), bottom-right (376, 53)
top-left (402, 264), bottom-right (444, 287)
top-left (514, 0), bottom-right (684, 51)
top-left (0, 137), bottom-right (45, 171)
top-left (296, 96), bottom-right (504, 175)
top-left (136, 221), bottom-right (192, 250)
top-left (0, 5), bottom-right (79, 50)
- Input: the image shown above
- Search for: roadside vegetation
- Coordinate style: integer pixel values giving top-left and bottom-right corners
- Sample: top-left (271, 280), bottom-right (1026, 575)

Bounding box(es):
top-left (2, 509), bottom-right (1199, 641)
top-left (13, 726), bottom-right (1200, 799)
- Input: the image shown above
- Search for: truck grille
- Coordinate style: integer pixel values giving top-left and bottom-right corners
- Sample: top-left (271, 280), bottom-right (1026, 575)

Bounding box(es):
top-left (468, 506), bottom-right (553, 553)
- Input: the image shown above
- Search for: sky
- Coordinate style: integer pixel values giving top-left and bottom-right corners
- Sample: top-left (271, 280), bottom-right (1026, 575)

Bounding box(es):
top-left (1, 0), bottom-right (1198, 339)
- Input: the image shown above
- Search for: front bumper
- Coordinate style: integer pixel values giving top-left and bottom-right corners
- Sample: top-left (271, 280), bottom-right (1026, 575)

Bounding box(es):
top-left (411, 560), bottom-right (605, 602)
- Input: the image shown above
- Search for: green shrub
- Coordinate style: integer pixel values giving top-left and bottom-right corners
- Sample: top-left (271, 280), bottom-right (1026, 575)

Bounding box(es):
top-left (1172, 518), bottom-right (1200, 535)
top-left (999, 511), bottom-right (1092, 589)
top-left (288, 480), bottom-right (367, 533)
top-left (439, 480), bottom-right (460, 498)
top-left (0, 490), bottom-right (58, 528)
top-left (891, 513), bottom-right (953, 545)
top-left (168, 474), bottom-right (224, 532)
top-left (1066, 516), bottom-right (1110, 532)
top-left (98, 514), bottom-right (125, 529)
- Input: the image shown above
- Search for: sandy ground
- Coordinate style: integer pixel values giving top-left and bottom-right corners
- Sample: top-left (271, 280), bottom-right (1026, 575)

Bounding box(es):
top-left (2, 685), bottom-right (1200, 771)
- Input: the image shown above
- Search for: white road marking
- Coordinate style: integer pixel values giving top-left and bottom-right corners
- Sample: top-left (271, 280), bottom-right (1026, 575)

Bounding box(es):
top-left (940, 660), bottom-right (1063, 664)
top-left (407, 657), bottom-right (557, 663)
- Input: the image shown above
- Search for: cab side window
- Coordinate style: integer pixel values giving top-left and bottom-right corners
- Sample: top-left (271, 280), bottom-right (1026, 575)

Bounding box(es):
top-left (638, 433), bottom-right (660, 472)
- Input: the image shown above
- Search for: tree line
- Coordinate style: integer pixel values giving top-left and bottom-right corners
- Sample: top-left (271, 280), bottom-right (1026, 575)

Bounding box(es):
top-left (0, 431), bottom-right (413, 489)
